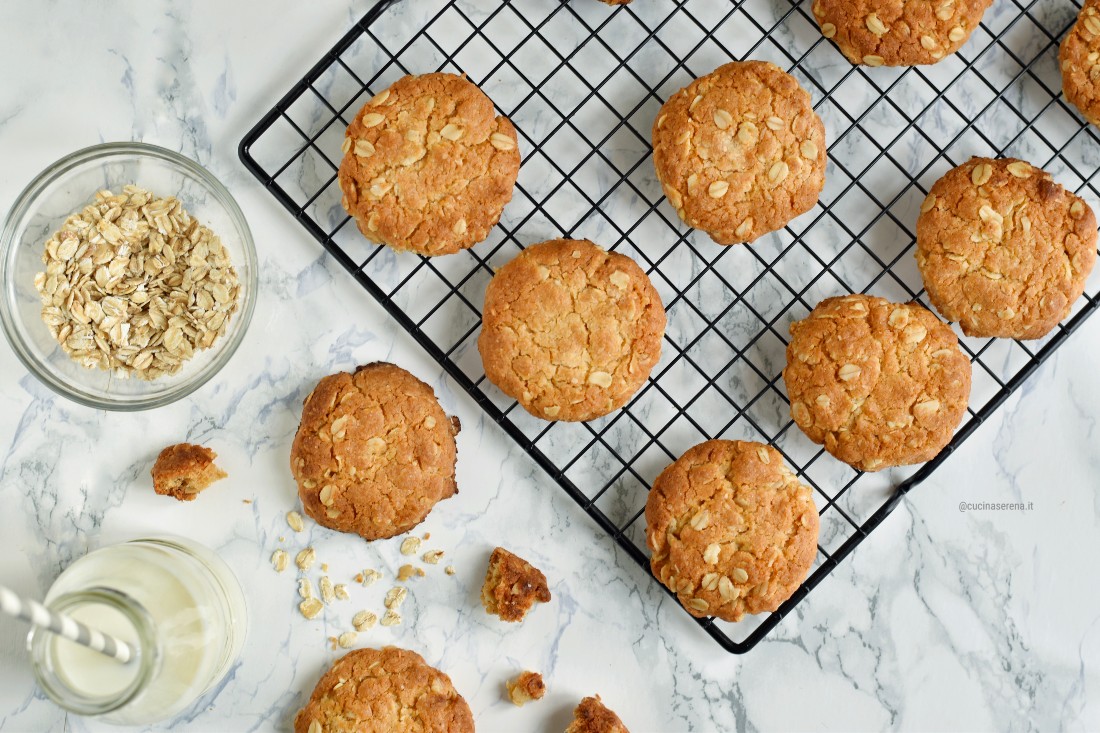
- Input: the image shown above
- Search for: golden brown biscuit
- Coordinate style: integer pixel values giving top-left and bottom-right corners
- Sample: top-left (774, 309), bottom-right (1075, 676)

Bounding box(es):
top-left (338, 72), bottom-right (520, 256)
top-left (478, 239), bottom-right (665, 422)
top-left (652, 61), bottom-right (826, 245)
top-left (565, 696), bottom-right (630, 733)
top-left (481, 547), bottom-right (551, 622)
top-left (151, 443), bottom-right (227, 501)
top-left (293, 646), bottom-right (474, 733)
top-left (784, 295), bottom-right (972, 471)
top-left (290, 363), bottom-right (460, 541)
top-left (1061, 0), bottom-right (1100, 126)
top-left (505, 671), bottom-right (546, 706)
top-left (645, 440), bottom-right (819, 623)
top-left (812, 0), bottom-right (991, 66)
top-left (599, 0), bottom-right (632, 4)
top-left (916, 157), bottom-right (1097, 339)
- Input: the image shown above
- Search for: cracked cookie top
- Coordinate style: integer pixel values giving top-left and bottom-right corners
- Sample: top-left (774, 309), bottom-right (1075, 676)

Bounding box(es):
top-left (1061, 0), bottom-right (1100, 127)
top-left (812, 0), bottom-right (991, 66)
top-left (293, 646), bottom-right (474, 733)
top-left (651, 61), bottom-right (826, 245)
top-left (290, 362), bottom-right (460, 541)
top-left (478, 238), bottom-right (666, 422)
top-left (338, 72), bottom-right (521, 257)
top-left (916, 157), bottom-right (1097, 340)
top-left (784, 295), bottom-right (971, 471)
top-left (646, 440), bottom-right (819, 623)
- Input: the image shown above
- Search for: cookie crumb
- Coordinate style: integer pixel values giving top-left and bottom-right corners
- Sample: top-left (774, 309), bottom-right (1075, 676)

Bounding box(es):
top-left (481, 547), bottom-right (551, 622)
top-left (242, 499), bottom-right (252, 504)
top-left (320, 563), bottom-right (329, 573)
top-left (566, 695), bottom-right (629, 733)
top-left (445, 565), bottom-right (456, 576)
top-left (151, 443), bottom-right (227, 501)
top-left (397, 564), bottom-right (425, 582)
top-left (506, 671), bottom-right (546, 706)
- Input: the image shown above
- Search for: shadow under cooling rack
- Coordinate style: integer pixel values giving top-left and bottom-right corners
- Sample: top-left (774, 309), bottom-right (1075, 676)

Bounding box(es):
top-left (240, 0), bottom-right (1100, 653)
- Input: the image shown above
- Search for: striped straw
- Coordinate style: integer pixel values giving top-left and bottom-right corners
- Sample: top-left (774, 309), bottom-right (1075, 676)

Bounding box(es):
top-left (0, 584), bottom-right (134, 664)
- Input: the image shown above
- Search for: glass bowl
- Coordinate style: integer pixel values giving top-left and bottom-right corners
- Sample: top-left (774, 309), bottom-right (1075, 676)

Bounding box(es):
top-left (0, 142), bottom-right (257, 410)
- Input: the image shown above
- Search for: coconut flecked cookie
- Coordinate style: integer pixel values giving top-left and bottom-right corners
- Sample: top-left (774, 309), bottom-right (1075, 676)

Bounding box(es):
top-left (916, 157), bottom-right (1097, 339)
top-left (290, 363), bottom-right (460, 541)
top-left (812, 0), bottom-right (992, 66)
top-left (293, 647), bottom-right (474, 733)
top-left (478, 239), bottom-right (666, 422)
top-left (565, 696), bottom-right (630, 733)
top-left (1062, 0), bottom-right (1100, 126)
top-left (652, 61), bottom-right (827, 245)
top-left (338, 72), bottom-right (521, 256)
top-left (784, 295), bottom-right (972, 471)
top-left (645, 440), bottom-right (819, 623)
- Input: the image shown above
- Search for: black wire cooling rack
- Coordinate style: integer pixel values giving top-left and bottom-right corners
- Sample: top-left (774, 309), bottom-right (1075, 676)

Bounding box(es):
top-left (240, 0), bottom-right (1100, 653)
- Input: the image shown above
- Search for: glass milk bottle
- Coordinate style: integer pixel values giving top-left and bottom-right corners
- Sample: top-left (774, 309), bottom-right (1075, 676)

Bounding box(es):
top-left (27, 536), bottom-right (247, 725)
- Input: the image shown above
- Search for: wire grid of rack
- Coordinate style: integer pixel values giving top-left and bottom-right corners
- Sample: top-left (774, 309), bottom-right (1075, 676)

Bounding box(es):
top-left (240, 0), bottom-right (1100, 653)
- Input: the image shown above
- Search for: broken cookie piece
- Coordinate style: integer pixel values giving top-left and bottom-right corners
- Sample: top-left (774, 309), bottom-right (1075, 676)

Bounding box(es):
top-left (566, 696), bottom-right (630, 733)
top-left (151, 443), bottom-right (227, 501)
top-left (480, 547), bottom-right (551, 622)
top-left (506, 671), bottom-right (546, 706)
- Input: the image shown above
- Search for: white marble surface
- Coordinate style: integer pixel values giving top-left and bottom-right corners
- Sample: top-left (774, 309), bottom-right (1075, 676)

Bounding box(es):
top-left (1, 1), bottom-right (1099, 731)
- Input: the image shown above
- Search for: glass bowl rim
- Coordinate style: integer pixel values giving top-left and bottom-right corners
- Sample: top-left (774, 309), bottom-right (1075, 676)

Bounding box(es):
top-left (0, 141), bottom-right (258, 411)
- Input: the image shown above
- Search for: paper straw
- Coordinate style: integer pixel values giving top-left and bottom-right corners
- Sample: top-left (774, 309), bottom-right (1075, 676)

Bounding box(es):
top-left (0, 584), bottom-right (134, 664)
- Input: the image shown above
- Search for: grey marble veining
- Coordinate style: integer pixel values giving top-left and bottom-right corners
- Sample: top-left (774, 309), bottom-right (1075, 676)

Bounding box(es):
top-left (0, 1), bottom-right (1099, 732)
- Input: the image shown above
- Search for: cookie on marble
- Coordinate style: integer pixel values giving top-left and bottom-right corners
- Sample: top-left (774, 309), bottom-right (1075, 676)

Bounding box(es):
top-left (1061, 0), bottom-right (1100, 126)
top-left (565, 696), bottom-right (630, 733)
top-left (812, 0), bottom-right (991, 66)
top-left (916, 157), bottom-right (1097, 339)
top-left (651, 61), bottom-right (827, 245)
top-left (290, 362), bottom-right (460, 541)
top-left (478, 238), bottom-right (666, 422)
top-left (784, 294), bottom-right (971, 471)
top-left (598, 0), bottom-right (632, 4)
top-left (645, 440), bottom-right (819, 623)
top-left (338, 72), bottom-right (520, 257)
top-left (293, 646), bottom-right (474, 733)
top-left (480, 547), bottom-right (551, 622)
top-left (151, 443), bottom-right (227, 501)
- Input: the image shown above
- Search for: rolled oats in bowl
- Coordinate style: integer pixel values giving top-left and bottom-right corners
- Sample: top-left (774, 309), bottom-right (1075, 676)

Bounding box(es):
top-left (35, 186), bottom-right (241, 380)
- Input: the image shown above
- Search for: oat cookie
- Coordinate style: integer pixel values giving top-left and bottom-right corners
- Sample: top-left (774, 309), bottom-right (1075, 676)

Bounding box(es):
top-left (151, 443), bottom-right (227, 501)
top-left (812, 0), bottom-right (991, 66)
top-left (652, 61), bottom-right (826, 245)
top-left (599, 0), bottom-right (632, 4)
top-left (784, 295), bottom-right (972, 470)
top-left (565, 696), bottom-right (630, 733)
top-left (338, 72), bottom-right (520, 257)
top-left (1062, 0), bottom-right (1100, 126)
top-left (478, 239), bottom-right (666, 422)
top-left (481, 547), bottom-right (551, 622)
top-left (916, 157), bottom-right (1097, 339)
top-left (290, 363), bottom-right (460, 541)
top-left (293, 646), bottom-right (474, 733)
top-left (645, 440), bottom-right (819, 623)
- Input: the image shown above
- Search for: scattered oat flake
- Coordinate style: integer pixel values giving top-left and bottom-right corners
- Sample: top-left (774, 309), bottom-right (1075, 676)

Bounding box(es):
top-left (337, 631), bottom-right (357, 649)
top-left (271, 549), bottom-right (288, 573)
top-left (298, 578), bottom-right (314, 600)
top-left (397, 564), bottom-right (424, 582)
top-left (360, 568), bottom-right (382, 586)
top-left (384, 586), bottom-right (408, 610)
top-left (380, 609), bottom-right (402, 626)
top-left (400, 537), bottom-right (421, 556)
top-left (423, 532), bottom-right (431, 540)
top-left (299, 598), bottom-right (323, 620)
top-left (334, 584), bottom-right (350, 601)
top-left (320, 576), bottom-right (335, 604)
top-left (286, 511), bottom-right (305, 532)
top-left (242, 499), bottom-right (252, 504)
top-left (422, 550), bottom-right (444, 565)
top-left (295, 547), bottom-right (316, 571)
top-left (445, 566), bottom-right (456, 576)
top-left (321, 563), bottom-right (329, 573)
top-left (328, 636), bottom-right (338, 650)
top-left (352, 610), bottom-right (377, 631)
